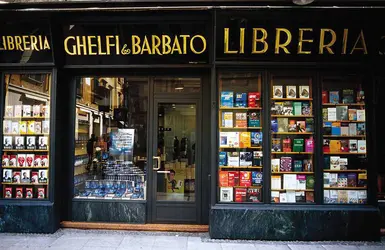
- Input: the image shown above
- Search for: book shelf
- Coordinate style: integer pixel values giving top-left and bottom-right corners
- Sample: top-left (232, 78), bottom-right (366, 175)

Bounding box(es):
top-left (218, 73), bottom-right (263, 203)
top-left (2, 73), bottom-right (51, 200)
top-left (322, 76), bottom-right (368, 204)
top-left (270, 75), bottom-right (315, 204)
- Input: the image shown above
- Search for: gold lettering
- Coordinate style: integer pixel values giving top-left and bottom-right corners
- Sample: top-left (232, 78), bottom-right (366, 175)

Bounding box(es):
top-left (76, 36), bottom-right (87, 55)
top-left (87, 36), bottom-right (97, 55)
top-left (97, 36), bottom-right (107, 55)
top-left (190, 35), bottom-right (206, 54)
top-left (252, 28), bottom-right (268, 54)
top-left (43, 36), bottom-right (50, 50)
top-left (132, 35), bottom-right (141, 55)
top-left (141, 36), bottom-right (152, 54)
top-left (105, 35), bottom-right (114, 55)
top-left (171, 35), bottom-right (182, 54)
top-left (15, 36), bottom-right (23, 51)
top-left (298, 28), bottom-right (313, 54)
top-left (162, 35), bottom-right (172, 55)
top-left (22, 35), bottom-right (30, 50)
top-left (275, 28), bottom-right (291, 54)
top-left (224, 28), bottom-right (238, 54)
top-left (115, 36), bottom-right (120, 55)
top-left (64, 36), bottom-right (76, 55)
top-left (39, 36), bottom-right (43, 50)
top-left (342, 29), bottom-right (349, 55)
top-left (6, 36), bottom-right (14, 50)
top-left (319, 29), bottom-right (336, 54)
top-left (180, 35), bottom-right (190, 54)
top-left (239, 28), bottom-right (245, 54)
top-left (1, 36), bottom-right (7, 50)
top-left (350, 30), bottom-right (368, 54)
top-left (31, 36), bottom-right (38, 51)
top-left (152, 35), bottom-right (162, 55)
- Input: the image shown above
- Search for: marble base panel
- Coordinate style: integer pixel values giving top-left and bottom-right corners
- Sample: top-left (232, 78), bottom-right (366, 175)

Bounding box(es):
top-left (0, 204), bottom-right (57, 233)
top-left (210, 205), bottom-right (381, 241)
top-left (72, 200), bottom-right (146, 223)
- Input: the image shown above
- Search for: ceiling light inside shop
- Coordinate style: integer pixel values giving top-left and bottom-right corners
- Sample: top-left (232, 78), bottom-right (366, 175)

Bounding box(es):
top-left (293, 0), bottom-right (315, 5)
top-left (175, 82), bottom-right (184, 90)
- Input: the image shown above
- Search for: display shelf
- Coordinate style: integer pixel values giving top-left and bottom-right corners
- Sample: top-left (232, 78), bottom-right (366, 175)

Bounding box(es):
top-left (323, 152), bottom-right (366, 155)
top-left (219, 146), bottom-right (262, 149)
top-left (3, 117), bottom-right (49, 119)
top-left (2, 183), bottom-right (49, 186)
top-left (272, 132), bottom-right (313, 135)
top-left (271, 152), bottom-right (313, 155)
top-left (322, 103), bottom-right (365, 106)
top-left (324, 120), bottom-right (364, 123)
top-left (2, 149), bottom-right (48, 152)
top-left (323, 135), bottom-right (366, 138)
top-left (221, 185), bottom-right (263, 188)
top-left (219, 107), bottom-right (262, 110)
top-left (323, 169), bottom-right (367, 173)
top-left (1, 166), bottom-right (49, 169)
top-left (271, 98), bottom-right (313, 101)
top-left (219, 127), bottom-right (262, 130)
top-left (271, 172), bottom-right (314, 174)
top-left (271, 115), bottom-right (313, 118)
top-left (324, 187), bottom-right (367, 190)
top-left (271, 189), bottom-right (314, 192)
top-left (219, 166), bottom-right (263, 169)
top-left (3, 133), bottom-right (50, 136)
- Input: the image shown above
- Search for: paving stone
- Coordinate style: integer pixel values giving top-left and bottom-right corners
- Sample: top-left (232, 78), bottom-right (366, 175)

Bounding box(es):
top-left (85, 235), bottom-right (124, 247)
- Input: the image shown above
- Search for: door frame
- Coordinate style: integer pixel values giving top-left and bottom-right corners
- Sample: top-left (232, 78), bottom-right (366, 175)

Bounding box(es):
top-left (148, 94), bottom-right (202, 223)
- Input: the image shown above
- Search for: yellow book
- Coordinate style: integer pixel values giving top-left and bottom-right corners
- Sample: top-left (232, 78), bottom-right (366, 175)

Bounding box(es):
top-left (27, 121), bottom-right (35, 134)
top-left (19, 121), bottom-right (27, 134)
top-left (330, 140), bottom-right (341, 153)
top-left (239, 132), bottom-right (251, 148)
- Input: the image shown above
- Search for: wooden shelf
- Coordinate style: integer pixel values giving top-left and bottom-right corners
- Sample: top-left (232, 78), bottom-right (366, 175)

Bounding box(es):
top-left (272, 132), bottom-right (313, 135)
top-left (324, 187), bottom-right (367, 190)
top-left (3, 134), bottom-right (49, 136)
top-left (272, 115), bottom-right (313, 118)
top-left (323, 152), bottom-right (366, 155)
top-left (271, 189), bottom-right (314, 192)
top-left (324, 169), bottom-right (367, 173)
top-left (322, 103), bottom-right (365, 106)
top-left (3, 117), bottom-right (49, 119)
top-left (2, 149), bottom-right (48, 152)
top-left (220, 146), bottom-right (262, 149)
top-left (323, 135), bottom-right (365, 138)
top-left (2, 182), bottom-right (49, 186)
top-left (220, 127), bottom-right (262, 130)
top-left (1, 166), bottom-right (49, 169)
top-left (219, 166), bottom-right (263, 169)
top-left (271, 152), bottom-right (313, 155)
top-left (219, 107), bottom-right (262, 110)
top-left (271, 98), bottom-right (313, 101)
top-left (220, 186), bottom-right (263, 188)
top-left (272, 172), bottom-right (314, 174)
top-left (323, 120), bottom-right (364, 123)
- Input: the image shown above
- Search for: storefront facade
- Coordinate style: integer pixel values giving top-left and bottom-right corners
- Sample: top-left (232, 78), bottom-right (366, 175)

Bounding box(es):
top-left (0, 1), bottom-right (383, 241)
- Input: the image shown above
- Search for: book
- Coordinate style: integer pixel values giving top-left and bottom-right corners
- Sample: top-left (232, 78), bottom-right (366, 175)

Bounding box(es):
top-left (5, 105), bottom-right (13, 117)
top-left (327, 108), bottom-right (337, 121)
top-left (271, 191), bottom-right (280, 203)
top-left (35, 122), bottom-right (42, 134)
top-left (26, 154), bottom-right (34, 167)
top-left (246, 188), bottom-right (262, 202)
top-left (3, 169), bottom-right (12, 183)
top-left (330, 156), bottom-right (340, 170)
top-left (273, 85), bottom-right (283, 98)
top-left (42, 121), bottom-right (50, 134)
top-left (288, 120), bottom-right (297, 132)
top-left (306, 176), bottom-right (315, 189)
top-left (27, 121), bottom-right (35, 134)
top-left (293, 139), bottom-right (304, 152)
top-left (277, 118), bottom-right (288, 132)
top-left (323, 122), bottom-right (332, 135)
top-left (293, 102), bottom-right (302, 115)
top-left (219, 152), bottom-right (227, 166)
top-left (286, 85), bottom-right (297, 98)
top-left (271, 159), bottom-right (280, 172)
top-left (33, 105), bottom-right (41, 117)
top-left (228, 171), bottom-right (240, 186)
top-left (299, 86), bottom-right (310, 98)
top-left (220, 187), bottom-right (233, 202)
top-left (358, 190), bottom-right (367, 204)
top-left (3, 136), bottom-right (13, 150)
top-left (337, 190), bottom-right (348, 204)
top-left (279, 193), bottom-right (288, 203)
top-left (342, 89), bottom-right (354, 104)
top-left (227, 152), bottom-right (240, 167)
top-left (303, 159), bottom-right (313, 172)
top-left (348, 123), bottom-right (357, 136)
top-left (280, 157), bottom-right (292, 172)
top-left (340, 123), bottom-right (349, 136)
top-left (221, 91), bottom-right (234, 107)
top-left (38, 170), bottom-right (48, 183)
top-left (329, 190), bottom-right (338, 203)
top-left (234, 188), bottom-right (247, 202)
top-left (34, 155), bottom-right (42, 167)
top-left (340, 140), bottom-right (349, 152)
top-left (301, 102), bottom-right (311, 115)
top-left (2, 155), bottom-right (9, 167)
top-left (11, 122), bottom-right (19, 134)
top-left (297, 175), bottom-right (307, 190)
top-left (296, 191), bottom-right (306, 203)
top-left (21, 169), bottom-right (31, 183)
top-left (252, 171), bottom-right (263, 186)
top-left (324, 173), bottom-right (331, 187)
top-left (248, 92), bottom-right (260, 108)
top-left (240, 152), bottom-right (253, 166)
top-left (323, 139), bottom-right (330, 152)
top-left (253, 151), bottom-right (263, 166)
top-left (14, 105), bottom-right (22, 117)
top-left (9, 155), bottom-right (17, 167)
top-left (12, 171), bottom-right (21, 183)
top-left (15, 187), bottom-right (23, 199)
top-left (322, 108), bottom-right (328, 121)
top-left (239, 132), bottom-right (251, 148)
top-left (15, 136), bottom-right (25, 150)
top-left (4, 187), bottom-right (12, 198)
top-left (330, 174), bottom-right (338, 187)
top-left (306, 192), bottom-right (315, 203)
top-left (25, 188), bottom-right (33, 199)
top-left (287, 191), bottom-right (296, 203)
top-left (248, 112), bottom-right (260, 127)
top-left (357, 123), bottom-right (365, 135)
top-left (324, 190), bottom-right (330, 203)
top-left (235, 113), bottom-right (247, 128)
top-left (283, 174), bottom-right (297, 189)
top-left (38, 188), bottom-right (45, 199)
top-left (357, 90), bottom-right (365, 104)
top-left (38, 136), bottom-right (48, 150)
top-left (349, 139), bottom-right (358, 153)
top-left (330, 140), bottom-right (341, 152)
top-left (239, 171), bottom-right (252, 187)
top-left (271, 119), bottom-right (278, 132)
top-left (348, 109), bottom-right (357, 121)
top-left (324, 156), bottom-right (331, 170)
top-left (220, 132), bottom-right (239, 148)
top-left (282, 101), bottom-right (293, 116)
top-left (329, 91), bottom-right (340, 104)
top-left (337, 173), bottom-right (348, 187)
top-left (339, 158), bottom-right (348, 169)
top-left (322, 90), bottom-right (328, 103)
top-left (3, 120), bottom-right (11, 134)
top-left (272, 138), bottom-right (281, 152)
top-left (347, 173), bottom-right (357, 187)
top-left (235, 93), bottom-right (247, 107)
top-left (31, 171), bottom-right (39, 184)
top-left (19, 121), bottom-right (27, 134)
top-left (348, 191), bottom-right (358, 204)
top-left (357, 109), bottom-right (365, 121)
top-left (41, 155), bottom-right (48, 167)
top-left (357, 140), bottom-right (366, 153)
top-left (251, 132), bottom-right (262, 147)
top-left (221, 112), bottom-right (233, 128)
top-left (220, 132), bottom-right (229, 147)
top-left (43, 106), bottom-right (50, 117)
top-left (271, 102), bottom-right (284, 115)
top-left (17, 154), bottom-right (26, 167)
top-left (294, 160), bottom-right (303, 172)
top-left (336, 106), bottom-right (348, 121)
top-left (305, 138), bottom-right (314, 153)
top-left (296, 121), bottom-right (306, 133)
top-left (283, 138), bottom-right (291, 152)
top-left (305, 118), bottom-right (314, 132)
top-left (23, 105), bottom-right (31, 117)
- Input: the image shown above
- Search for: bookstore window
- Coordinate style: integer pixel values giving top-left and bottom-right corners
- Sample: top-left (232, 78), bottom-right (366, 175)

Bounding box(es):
top-left (2, 73), bottom-right (51, 200)
top-left (321, 75), bottom-right (367, 204)
top-left (270, 75), bottom-right (315, 204)
top-left (218, 72), bottom-right (263, 203)
top-left (73, 77), bottom-right (148, 200)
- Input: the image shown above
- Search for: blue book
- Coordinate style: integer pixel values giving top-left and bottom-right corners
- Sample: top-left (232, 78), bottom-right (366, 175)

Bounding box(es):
top-left (252, 171), bottom-right (263, 186)
top-left (251, 132), bottom-right (262, 147)
top-left (331, 122), bottom-right (341, 136)
top-left (219, 152), bottom-right (227, 166)
top-left (221, 91), bottom-right (234, 107)
top-left (235, 93), bottom-right (247, 107)
top-left (271, 119), bottom-right (278, 132)
top-left (329, 91), bottom-right (340, 104)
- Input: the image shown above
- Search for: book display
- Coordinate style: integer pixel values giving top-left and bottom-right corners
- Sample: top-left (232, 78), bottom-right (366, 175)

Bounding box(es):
top-left (322, 76), bottom-right (368, 204)
top-left (218, 73), bottom-right (263, 203)
top-left (270, 76), bottom-right (315, 203)
top-left (1, 74), bottom-right (51, 199)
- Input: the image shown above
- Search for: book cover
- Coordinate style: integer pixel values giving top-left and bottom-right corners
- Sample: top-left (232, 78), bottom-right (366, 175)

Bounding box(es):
top-left (348, 191), bottom-right (358, 204)
top-left (248, 112), bottom-right (260, 127)
top-left (221, 91), bottom-right (234, 107)
top-left (357, 109), bottom-right (365, 121)
top-left (323, 122), bottom-right (332, 135)
top-left (296, 191), bottom-right (306, 203)
top-left (9, 155), bottom-right (17, 167)
top-left (357, 140), bottom-right (366, 153)
top-left (27, 121), bottom-right (35, 134)
top-left (220, 187), bottom-right (233, 202)
top-left (17, 154), bottom-right (26, 167)
top-left (287, 191), bottom-right (296, 203)
top-left (305, 138), bottom-right (314, 153)
top-left (273, 85), bottom-right (283, 98)
top-left (305, 118), bottom-right (314, 132)
top-left (322, 90), bottom-right (328, 103)
top-left (34, 155), bottom-right (42, 167)
top-left (327, 108), bottom-right (337, 121)
top-left (306, 175), bottom-right (315, 189)
top-left (348, 123), bottom-right (357, 136)
top-left (13, 171), bottom-right (20, 184)
top-left (329, 91), bottom-right (340, 104)
top-left (42, 121), bottom-right (49, 134)
top-left (348, 173), bottom-right (357, 187)
top-left (286, 85), bottom-right (297, 98)
top-left (248, 92), bottom-right (260, 108)
top-left (35, 122), bottom-right (42, 134)
top-left (271, 191), bottom-right (280, 203)
top-left (240, 152), bottom-right (253, 166)
top-left (38, 188), bottom-right (45, 199)
top-left (296, 121), bottom-right (306, 133)
top-left (357, 123), bottom-right (365, 135)
top-left (271, 159), bottom-right (280, 173)
top-left (283, 138), bottom-right (292, 152)
top-left (33, 105), bottom-right (41, 117)
top-left (288, 120), bottom-right (297, 132)
top-left (294, 160), bottom-right (303, 172)
top-left (336, 106), bottom-right (348, 121)
top-left (221, 112), bottom-right (233, 128)
top-left (271, 119), bottom-right (278, 133)
top-left (293, 139), bottom-right (304, 152)
top-left (330, 156), bottom-right (340, 170)
top-left (337, 173), bottom-right (348, 187)
top-left (341, 123), bottom-right (349, 136)
top-left (348, 109), bottom-right (357, 121)
top-left (337, 190), bottom-right (348, 204)
top-left (277, 118), bottom-right (288, 132)
top-left (38, 136), bottom-right (48, 150)
top-left (272, 138), bottom-right (281, 152)
top-left (322, 108), bottom-right (328, 121)
top-left (253, 151), bottom-right (263, 166)
top-left (358, 190), bottom-right (367, 204)
top-left (252, 171), bottom-right (263, 186)
top-left (2, 155), bottom-right (9, 167)
top-left (21, 169), bottom-right (31, 183)
top-left (239, 132), bottom-right (251, 148)
top-left (22, 105), bottom-right (31, 117)
top-left (299, 86), bottom-right (310, 98)
top-left (19, 121), bottom-right (27, 134)
top-left (293, 102), bottom-right (302, 115)
top-left (330, 174), bottom-right (338, 187)
top-left (31, 171), bottom-right (39, 184)
top-left (38, 170), bottom-right (48, 183)
top-left (283, 174), bottom-right (297, 189)
top-left (239, 171), bottom-right (252, 187)
top-left (280, 157), bottom-right (292, 172)
top-left (11, 122), bottom-right (19, 134)
top-left (247, 188), bottom-right (262, 202)
top-left (25, 136), bottom-right (35, 150)
top-left (26, 154), bottom-right (34, 167)
top-left (219, 152), bottom-right (227, 166)
top-left (324, 190), bottom-right (331, 203)
top-left (5, 105), bottom-right (13, 117)
top-left (251, 132), bottom-right (262, 147)
top-left (342, 89), bottom-right (354, 104)
top-left (14, 136), bottom-right (25, 150)
top-left (235, 93), bottom-right (247, 107)
top-left (330, 190), bottom-right (338, 203)
top-left (323, 139), bottom-right (330, 153)
top-left (15, 187), bottom-right (23, 199)
top-left (340, 140), bottom-right (349, 152)
top-left (14, 105), bottom-right (22, 117)
top-left (279, 193), bottom-right (288, 203)
top-left (4, 187), bottom-right (12, 198)
top-left (25, 188), bottom-right (33, 199)
top-left (41, 155), bottom-right (48, 167)
top-left (226, 132), bottom-right (239, 148)
top-left (297, 175), bottom-right (307, 190)
top-left (235, 113), bottom-right (247, 128)
top-left (43, 106), bottom-right (50, 117)
top-left (227, 152), bottom-right (240, 167)
top-left (282, 101), bottom-right (293, 116)
top-left (234, 188), bottom-right (247, 202)
top-left (306, 192), bottom-right (315, 203)
top-left (220, 132), bottom-right (229, 147)
top-left (303, 159), bottom-right (313, 172)
top-left (3, 120), bottom-right (11, 134)
top-left (301, 102), bottom-right (311, 116)
top-left (3, 169), bottom-right (12, 183)
top-left (349, 139), bottom-right (358, 153)
top-left (271, 102), bottom-right (284, 115)
top-left (228, 171), bottom-right (240, 186)
top-left (339, 158), bottom-right (348, 168)
top-left (330, 140), bottom-right (341, 153)
top-left (324, 173), bottom-right (331, 187)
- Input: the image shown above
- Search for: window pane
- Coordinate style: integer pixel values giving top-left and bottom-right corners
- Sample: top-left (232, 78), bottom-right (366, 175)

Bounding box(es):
top-left (154, 78), bottom-right (201, 93)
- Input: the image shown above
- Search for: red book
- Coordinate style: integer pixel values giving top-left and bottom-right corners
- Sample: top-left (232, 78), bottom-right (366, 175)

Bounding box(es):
top-left (25, 188), bottom-right (33, 199)
top-left (38, 188), bottom-right (45, 199)
top-left (235, 188), bottom-right (247, 202)
top-left (239, 171), bottom-right (251, 187)
top-left (219, 171), bottom-right (229, 187)
top-left (283, 138), bottom-right (292, 152)
top-left (248, 92), bottom-right (260, 107)
top-left (322, 91), bottom-right (328, 103)
top-left (16, 187), bottom-right (23, 198)
top-left (228, 171), bottom-right (239, 186)
top-left (4, 187), bottom-right (12, 198)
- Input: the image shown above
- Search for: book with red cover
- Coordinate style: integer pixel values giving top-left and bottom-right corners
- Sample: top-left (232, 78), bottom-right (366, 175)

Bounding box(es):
top-left (323, 139), bottom-right (330, 153)
top-left (228, 171), bottom-right (240, 186)
top-left (235, 188), bottom-right (247, 202)
top-left (25, 188), bottom-right (33, 199)
top-left (37, 188), bottom-right (45, 199)
top-left (219, 171), bottom-right (229, 187)
top-left (322, 91), bottom-right (328, 103)
top-left (4, 187), bottom-right (12, 198)
top-left (306, 192), bottom-right (315, 203)
top-left (248, 92), bottom-right (260, 107)
top-left (239, 171), bottom-right (251, 187)
top-left (16, 187), bottom-right (23, 198)
top-left (283, 138), bottom-right (292, 152)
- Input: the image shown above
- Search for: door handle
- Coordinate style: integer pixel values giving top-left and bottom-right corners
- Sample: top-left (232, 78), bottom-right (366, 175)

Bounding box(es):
top-left (153, 156), bottom-right (161, 170)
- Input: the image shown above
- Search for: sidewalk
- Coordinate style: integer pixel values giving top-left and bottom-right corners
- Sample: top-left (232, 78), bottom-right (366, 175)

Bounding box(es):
top-left (0, 229), bottom-right (384, 250)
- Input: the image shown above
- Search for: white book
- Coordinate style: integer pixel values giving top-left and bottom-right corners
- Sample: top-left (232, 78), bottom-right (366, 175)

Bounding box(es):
top-left (42, 121), bottom-right (50, 134)
top-left (279, 192), bottom-right (288, 203)
top-left (299, 86), bottom-right (310, 99)
top-left (227, 132), bottom-right (239, 148)
top-left (271, 158), bottom-right (280, 173)
top-left (339, 158), bottom-right (348, 167)
top-left (327, 108), bottom-right (337, 121)
top-left (357, 140), bottom-right (366, 153)
top-left (221, 112), bottom-right (233, 128)
top-left (271, 191), bottom-right (280, 202)
top-left (12, 122), bottom-right (19, 134)
top-left (286, 85), bottom-right (297, 98)
top-left (220, 187), bottom-right (233, 202)
top-left (271, 176), bottom-right (282, 189)
top-left (3, 120), bottom-right (11, 134)
top-left (349, 123), bottom-right (357, 136)
top-left (357, 110), bottom-right (365, 121)
top-left (324, 190), bottom-right (331, 203)
top-left (283, 174), bottom-right (297, 190)
top-left (330, 190), bottom-right (338, 203)
top-left (341, 126), bottom-right (349, 136)
top-left (348, 190), bottom-right (358, 204)
top-left (324, 173), bottom-right (331, 187)
top-left (33, 105), bottom-right (41, 117)
top-left (330, 174), bottom-right (338, 187)
top-left (286, 191), bottom-right (296, 203)
top-left (14, 105), bottom-right (22, 117)
top-left (22, 105), bottom-right (31, 117)
top-left (227, 153), bottom-right (239, 167)
top-left (330, 156), bottom-right (340, 170)
top-left (273, 86), bottom-right (283, 98)
top-left (219, 132), bottom-right (229, 147)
